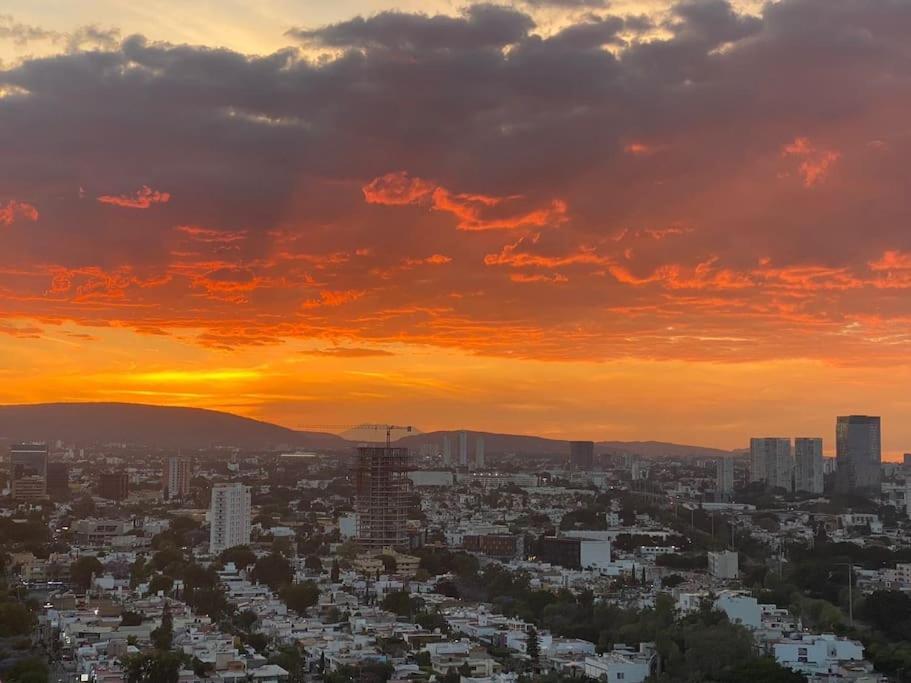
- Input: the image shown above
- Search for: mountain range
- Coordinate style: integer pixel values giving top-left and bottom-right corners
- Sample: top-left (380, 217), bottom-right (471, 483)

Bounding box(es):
top-left (0, 402), bottom-right (733, 458)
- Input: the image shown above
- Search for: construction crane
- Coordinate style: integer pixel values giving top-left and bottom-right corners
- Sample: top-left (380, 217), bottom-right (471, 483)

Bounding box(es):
top-left (299, 423), bottom-right (413, 449)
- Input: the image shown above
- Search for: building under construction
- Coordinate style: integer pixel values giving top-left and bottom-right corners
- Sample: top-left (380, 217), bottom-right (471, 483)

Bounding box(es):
top-left (354, 446), bottom-right (412, 550)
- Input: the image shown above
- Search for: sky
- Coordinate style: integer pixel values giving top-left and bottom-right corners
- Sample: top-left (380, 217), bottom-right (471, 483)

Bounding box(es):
top-left (2, 0), bottom-right (911, 455)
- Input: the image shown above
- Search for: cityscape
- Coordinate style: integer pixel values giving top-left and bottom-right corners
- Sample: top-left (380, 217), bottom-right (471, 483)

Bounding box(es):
top-left (0, 408), bottom-right (907, 683)
top-left (3, 0), bottom-right (911, 682)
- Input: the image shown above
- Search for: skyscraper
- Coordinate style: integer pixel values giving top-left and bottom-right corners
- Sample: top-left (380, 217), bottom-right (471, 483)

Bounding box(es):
top-left (749, 438), bottom-right (793, 491)
top-left (9, 442), bottom-right (48, 501)
top-left (354, 446), bottom-right (412, 550)
top-left (569, 441), bottom-right (595, 470)
top-left (46, 461), bottom-right (70, 498)
top-left (163, 455), bottom-right (191, 500)
top-left (835, 415), bottom-right (881, 495)
top-left (458, 430), bottom-right (468, 467)
top-left (442, 435), bottom-right (452, 466)
top-left (99, 472), bottom-right (129, 501)
top-left (716, 457), bottom-right (734, 499)
top-left (209, 483), bottom-right (251, 554)
top-left (794, 437), bottom-right (824, 494)
top-left (475, 435), bottom-right (485, 470)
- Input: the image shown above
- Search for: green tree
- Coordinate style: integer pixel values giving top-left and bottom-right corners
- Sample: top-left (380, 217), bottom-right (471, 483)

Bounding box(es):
top-left (151, 602), bottom-right (174, 650)
top-left (331, 558), bottom-right (341, 582)
top-left (124, 651), bottom-right (184, 683)
top-left (253, 552), bottom-right (293, 591)
top-left (70, 555), bottom-right (104, 590)
top-left (220, 545), bottom-right (257, 569)
top-left (281, 581), bottom-right (320, 615)
top-left (305, 555), bottom-right (322, 572)
top-left (527, 627), bottom-right (540, 670)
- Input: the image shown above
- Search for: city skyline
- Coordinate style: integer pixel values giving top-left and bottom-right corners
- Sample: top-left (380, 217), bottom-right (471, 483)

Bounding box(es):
top-left (5, 1), bottom-right (911, 453)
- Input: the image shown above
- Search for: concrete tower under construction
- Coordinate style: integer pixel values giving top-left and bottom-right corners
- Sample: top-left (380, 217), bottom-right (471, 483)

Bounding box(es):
top-left (355, 446), bottom-right (412, 550)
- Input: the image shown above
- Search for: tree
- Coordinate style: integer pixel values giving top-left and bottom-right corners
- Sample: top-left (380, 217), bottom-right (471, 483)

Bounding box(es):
top-left (124, 651), bottom-right (183, 683)
top-left (4, 657), bottom-right (49, 683)
top-left (220, 545), bottom-right (257, 569)
top-left (305, 555), bottom-right (322, 572)
top-left (148, 574), bottom-right (174, 595)
top-left (382, 590), bottom-right (423, 617)
top-left (151, 602), bottom-right (174, 650)
top-left (121, 610), bottom-right (144, 626)
top-left (70, 555), bottom-right (104, 590)
top-left (0, 601), bottom-right (35, 637)
top-left (253, 552), bottom-right (293, 591)
top-left (281, 582), bottom-right (320, 615)
top-left (330, 558), bottom-right (340, 582)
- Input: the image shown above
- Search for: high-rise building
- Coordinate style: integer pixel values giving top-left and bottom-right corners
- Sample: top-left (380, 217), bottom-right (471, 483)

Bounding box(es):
top-left (794, 438), bottom-right (824, 494)
top-left (716, 457), bottom-right (734, 499)
top-left (475, 435), bottom-right (485, 470)
top-left (209, 483), bottom-right (251, 554)
top-left (9, 442), bottom-right (48, 501)
top-left (570, 441), bottom-right (595, 470)
top-left (442, 435), bottom-right (452, 466)
top-left (163, 455), bottom-right (191, 500)
top-left (99, 472), bottom-right (129, 501)
top-left (46, 462), bottom-right (70, 498)
top-left (835, 415), bottom-right (881, 496)
top-left (749, 438), bottom-right (793, 491)
top-left (458, 431), bottom-right (468, 467)
top-left (355, 446), bottom-right (412, 550)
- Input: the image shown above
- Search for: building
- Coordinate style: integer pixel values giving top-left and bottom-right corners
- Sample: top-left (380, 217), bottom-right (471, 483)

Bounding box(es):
top-left (750, 438), bottom-right (793, 491)
top-left (716, 457), bottom-right (734, 499)
top-left (475, 435), bottom-right (485, 470)
top-left (538, 536), bottom-right (611, 570)
top-left (163, 455), bottom-right (192, 500)
top-left (570, 441), bottom-right (595, 470)
top-left (458, 431), bottom-right (468, 467)
top-left (442, 435), bottom-right (452, 466)
top-left (584, 645), bottom-right (654, 683)
top-left (9, 442), bottom-right (48, 501)
top-left (463, 534), bottom-right (524, 560)
top-left (773, 634), bottom-right (865, 679)
top-left (209, 483), bottom-right (251, 554)
top-left (835, 415), bottom-right (881, 496)
top-left (354, 446), bottom-right (412, 550)
top-left (46, 462), bottom-right (70, 498)
top-left (794, 437), bottom-right (824, 494)
top-left (98, 472), bottom-right (129, 501)
top-left (708, 550), bottom-right (739, 579)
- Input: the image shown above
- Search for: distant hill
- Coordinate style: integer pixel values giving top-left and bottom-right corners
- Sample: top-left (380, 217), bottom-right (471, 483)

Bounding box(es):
top-left (0, 403), bottom-right (735, 457)
top-left (396, 430), bottom-right (733, 459)
top-left (0, 403), bottom-right (348, 450)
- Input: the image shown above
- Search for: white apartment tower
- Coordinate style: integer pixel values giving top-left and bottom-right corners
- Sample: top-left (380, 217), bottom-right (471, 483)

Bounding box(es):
top-left (442, 435), bottom-right (452, 466)
top-left (795, 437), bottom-right (824, 494)
top-left (475, 435), bottom-right (485, 470)
top-left (750, 438), bottom-right (793, 491)
top-left (209, 483), bottom-right (251, 554)
top-left (163, 455), bottom-right (191, 500)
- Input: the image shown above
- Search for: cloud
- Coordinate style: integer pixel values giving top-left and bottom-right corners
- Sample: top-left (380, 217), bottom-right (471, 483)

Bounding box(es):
top-left (781, 137), bottom-right (841, 187)
top-left (288, 4), bottom-right (534, 51)
top-left (300, 346), bottom-right (395, 357)
top-left (0, 14), bottom-right (57, 46)
top-left (97, 185), bottom-right (171, 209)
top-left (0, 200), bottom-right (39, 226)
top-left (364, 171), bottom-right (567, 231)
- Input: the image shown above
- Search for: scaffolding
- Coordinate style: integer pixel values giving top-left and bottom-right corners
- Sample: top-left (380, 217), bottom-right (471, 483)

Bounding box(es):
top-left (354, 446), bottom-right (412, 550)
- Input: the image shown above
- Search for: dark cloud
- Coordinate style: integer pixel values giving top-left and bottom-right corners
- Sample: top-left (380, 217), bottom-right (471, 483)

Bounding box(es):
top-left (523, 0), bottom-right (609, 7)
top-left (1, 0), bottom-right (911, 362)
top-left (287, 4), bottom-right (534, 51)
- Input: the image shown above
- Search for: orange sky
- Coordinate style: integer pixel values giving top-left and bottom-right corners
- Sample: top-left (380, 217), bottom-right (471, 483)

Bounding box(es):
top-left (2, 1), bottom-right (911, 456)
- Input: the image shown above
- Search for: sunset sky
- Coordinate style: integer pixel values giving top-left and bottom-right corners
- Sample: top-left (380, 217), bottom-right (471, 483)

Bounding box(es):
top-left (3, 0), bottom-right (911, 454)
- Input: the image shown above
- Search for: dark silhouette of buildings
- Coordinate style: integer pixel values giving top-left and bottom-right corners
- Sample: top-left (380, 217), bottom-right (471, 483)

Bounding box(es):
top-left (9, 442), bottom-right (48, 501)
top-left (569, 440), bottom-right (594, 470)
top-left (99, 472), bottom-right (129, 501)
top-left (835, 415), bottom-right (881, 496)
top-left (46, 462), bottom-right (70, 498)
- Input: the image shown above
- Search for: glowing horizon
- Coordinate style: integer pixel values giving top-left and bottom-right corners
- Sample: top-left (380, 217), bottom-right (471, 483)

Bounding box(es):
top-left (3, 1), bottom-right (911, 457)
